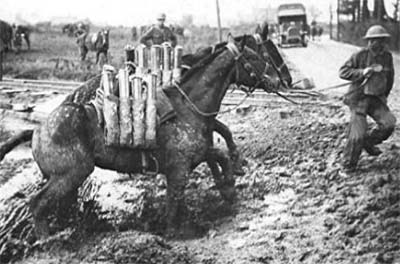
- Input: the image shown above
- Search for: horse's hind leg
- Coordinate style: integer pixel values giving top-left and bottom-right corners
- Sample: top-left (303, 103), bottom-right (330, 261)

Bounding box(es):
top-left (206, 148), bottom-right (236, 202)
top-left (214, 119), bottom-right (245, 175)
top-left (29, 165), bottom-right (93, 238)
top-left (165, 161), bottom-right (189, 235)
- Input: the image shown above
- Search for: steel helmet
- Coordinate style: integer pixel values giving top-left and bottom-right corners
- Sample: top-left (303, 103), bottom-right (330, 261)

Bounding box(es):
top-left (363, 25), bottom-right (391, 39)
top-left (157, 13), bottom-right (166, 21)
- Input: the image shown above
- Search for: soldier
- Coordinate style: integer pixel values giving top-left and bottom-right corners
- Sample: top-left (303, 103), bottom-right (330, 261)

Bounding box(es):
top-left (75, 23), bottom-right (88, 61)
top-left (140, 13), bottom-right (177, 47)
top-left (339, 25), bottom-right (396, 172)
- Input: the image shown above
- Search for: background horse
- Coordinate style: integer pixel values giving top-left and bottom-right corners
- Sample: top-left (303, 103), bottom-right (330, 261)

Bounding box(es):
top-left (87, 29), bottom-right (110, 69)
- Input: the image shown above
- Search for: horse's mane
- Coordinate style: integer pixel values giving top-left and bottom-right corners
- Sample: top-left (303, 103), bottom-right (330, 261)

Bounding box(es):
top-left (179, 44), bottom-right (227, 84)
top-left (63, 74), bottom-right (101, 104)
top-left (179, 35), bottom-right (253, 84)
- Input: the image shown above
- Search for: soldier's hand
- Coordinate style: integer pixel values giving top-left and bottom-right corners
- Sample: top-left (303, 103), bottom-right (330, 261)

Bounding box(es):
top-left (363, 67), bottom-right (374, 76)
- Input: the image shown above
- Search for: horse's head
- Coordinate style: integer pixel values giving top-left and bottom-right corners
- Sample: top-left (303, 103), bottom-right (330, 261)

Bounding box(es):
top-left (225, 35), bottom-right (279, 94)
top-left (246, 34), bottom-right (293, 88)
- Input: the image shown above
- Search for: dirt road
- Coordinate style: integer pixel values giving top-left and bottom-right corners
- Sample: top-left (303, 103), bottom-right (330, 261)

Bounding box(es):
top-left (1, 38), bottom-right (399, 264)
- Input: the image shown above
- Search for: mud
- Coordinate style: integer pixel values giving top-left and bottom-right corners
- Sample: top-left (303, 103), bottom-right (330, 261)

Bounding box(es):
top-left (0, 40), bottom-right (399, 264)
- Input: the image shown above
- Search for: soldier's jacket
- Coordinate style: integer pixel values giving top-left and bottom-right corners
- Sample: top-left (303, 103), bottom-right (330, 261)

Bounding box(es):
top-left (76, 29), bottom-right (88, 46)
top-left (339, 47), bottom-right (394, 107)
top-left (140, 26), bottom-right (177, 47)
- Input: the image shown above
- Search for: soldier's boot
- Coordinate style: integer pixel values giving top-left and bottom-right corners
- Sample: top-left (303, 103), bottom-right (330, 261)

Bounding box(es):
top-left (342, 112), bottom-right (367, 172)
top-left (364, 144), bottom-right (382, 156)
top-left (231, 150), bottom-right (245, 176)
top-left (364, 125), bottom-right (395, 156)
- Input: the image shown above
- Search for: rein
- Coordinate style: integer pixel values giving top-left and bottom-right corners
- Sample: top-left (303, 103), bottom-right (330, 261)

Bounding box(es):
top-left (172, 81), bottom-right (251, 117)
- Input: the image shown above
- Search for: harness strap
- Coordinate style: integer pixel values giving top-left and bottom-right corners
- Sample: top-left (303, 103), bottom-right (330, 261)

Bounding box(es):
top-left (253, 34), bottom-right (263, 45)
top-left (226, 42), bottom-right (241, 58)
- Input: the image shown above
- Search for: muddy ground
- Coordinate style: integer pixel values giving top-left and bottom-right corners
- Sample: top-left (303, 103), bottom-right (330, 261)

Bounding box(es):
top-left (0, 39), bottom-right (399, 264)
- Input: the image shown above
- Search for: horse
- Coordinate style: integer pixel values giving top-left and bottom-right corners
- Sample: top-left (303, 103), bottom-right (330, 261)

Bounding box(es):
top-left (87, 29), bottom-right (110, 69)
top-left (0, 20), bottom-right (13, 52)
top-left (0, 36), bottom-right (276, 238)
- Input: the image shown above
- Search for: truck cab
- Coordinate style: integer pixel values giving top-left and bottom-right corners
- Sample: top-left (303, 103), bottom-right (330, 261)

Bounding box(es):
top-left (277, 3), bottom-right (309, 47)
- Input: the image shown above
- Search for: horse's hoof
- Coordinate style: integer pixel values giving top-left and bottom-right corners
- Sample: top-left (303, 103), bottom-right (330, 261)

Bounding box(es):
top-left (220, 187), bottom-right (236, 202)
top-left (233, 165), bottom-right (246, 176)
top-left (33, 219), bottom-right (51, 239)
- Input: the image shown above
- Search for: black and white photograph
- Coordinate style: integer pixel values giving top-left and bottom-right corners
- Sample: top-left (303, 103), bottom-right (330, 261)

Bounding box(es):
top-left (0, 0), bottom-right (399, 263)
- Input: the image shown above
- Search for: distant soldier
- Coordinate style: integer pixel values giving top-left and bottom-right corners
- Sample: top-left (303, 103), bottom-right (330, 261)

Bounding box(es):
top-left (75, 23), bottom-right (88, 61)
top-left (140, 13), bottom-right (177, 47)
top-left (255, 21), bottom-right (269, 41)
top-left (339, 25), bottom-right (396, 172)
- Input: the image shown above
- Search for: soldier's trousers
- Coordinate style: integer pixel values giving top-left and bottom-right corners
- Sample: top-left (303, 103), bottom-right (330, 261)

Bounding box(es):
top-left (343, 96), bottom-right (396, 167)
top-left (79, 45), bottom-right (88, 61)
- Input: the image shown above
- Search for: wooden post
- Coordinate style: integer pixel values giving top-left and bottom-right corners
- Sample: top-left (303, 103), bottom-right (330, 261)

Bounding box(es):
top-left (118, 68), bottom-right (133, 146)
top-left (102, 67), bottom-right (119, 146)
top-left (337, 0), bottom-right (340, 41)
top-left (162, 43), bottom-right (172, 85)
top-left (132, 76), bottom-right (145, 147)
top-left (216, 0), bottom-right (222, 42)
top-left (145, 74), bottom-right (157, 147)
top-left (329, 3), bottom-right (333, 40)
top-left (0, 51), bottom-right (3, 82)
top-left (173, 46), bottom-right (183, 82)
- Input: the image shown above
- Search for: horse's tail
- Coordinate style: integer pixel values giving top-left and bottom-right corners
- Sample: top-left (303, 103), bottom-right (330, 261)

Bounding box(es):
top-left (0, 130), bottom-right (33, 161)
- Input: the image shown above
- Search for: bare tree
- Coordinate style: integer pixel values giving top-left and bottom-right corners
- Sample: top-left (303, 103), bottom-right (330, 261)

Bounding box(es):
top-left (309, 5), bottom-right (322, 21)
top-left (373, 0), bottom-right (389, 21)
top-left (362, 0), bottom-right (370, 21)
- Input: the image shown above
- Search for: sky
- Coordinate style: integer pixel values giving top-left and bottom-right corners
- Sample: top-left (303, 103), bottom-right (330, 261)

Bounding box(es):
top-left (0, 0), bottom-right (397, 27)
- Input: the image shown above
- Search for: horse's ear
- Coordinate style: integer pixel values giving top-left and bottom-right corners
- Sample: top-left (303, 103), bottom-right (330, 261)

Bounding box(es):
top-left (227, 33), bottom-right (235, 43)
top-left (182, 54), bottom-right (194, 65)
top-left (239, 35), bottom-right (247, 50)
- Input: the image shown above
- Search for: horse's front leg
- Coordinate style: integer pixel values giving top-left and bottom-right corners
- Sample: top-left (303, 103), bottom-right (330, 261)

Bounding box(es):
top-left (214, 119), bottom-right (245, 175)
top-left (206, 147), bottom-right (236, 202)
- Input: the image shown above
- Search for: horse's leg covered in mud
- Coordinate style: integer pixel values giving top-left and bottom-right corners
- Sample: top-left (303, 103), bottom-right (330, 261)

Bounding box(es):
top-left (164, 159), bottom-right (189, 236)
top-left (206, 147), bottom-right (236, 202)
top-left (214, 119), bottom-right (245, 176)
top-left (29, 104), bottom-right (95, 238)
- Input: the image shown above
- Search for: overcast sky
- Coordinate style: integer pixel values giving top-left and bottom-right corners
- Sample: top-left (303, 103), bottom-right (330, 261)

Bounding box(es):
top-left (0, 0), bottom-right (396, 26)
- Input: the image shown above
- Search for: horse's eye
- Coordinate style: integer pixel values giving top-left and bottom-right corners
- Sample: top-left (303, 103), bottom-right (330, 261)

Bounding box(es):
top-left (244, 63), bottom-right (252, 71)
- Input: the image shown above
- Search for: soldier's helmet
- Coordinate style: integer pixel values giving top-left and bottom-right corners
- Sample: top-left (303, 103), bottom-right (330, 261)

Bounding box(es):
top-left (157, 13), bottom-right (166, 21)
top-left (363, 25), bottom-right (391, 39)
top-left (77, 23), bottom-right (85, 30)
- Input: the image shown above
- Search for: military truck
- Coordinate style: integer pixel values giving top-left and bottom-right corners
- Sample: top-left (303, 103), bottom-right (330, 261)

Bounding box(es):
top-left (277, 3), bottom-right (309, 47)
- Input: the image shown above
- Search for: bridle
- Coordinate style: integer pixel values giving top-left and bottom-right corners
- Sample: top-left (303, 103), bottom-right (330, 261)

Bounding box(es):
top-left (252, 33), bottom-right (289, 89)
top-left (172, 42), bottom-right (274, 117)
